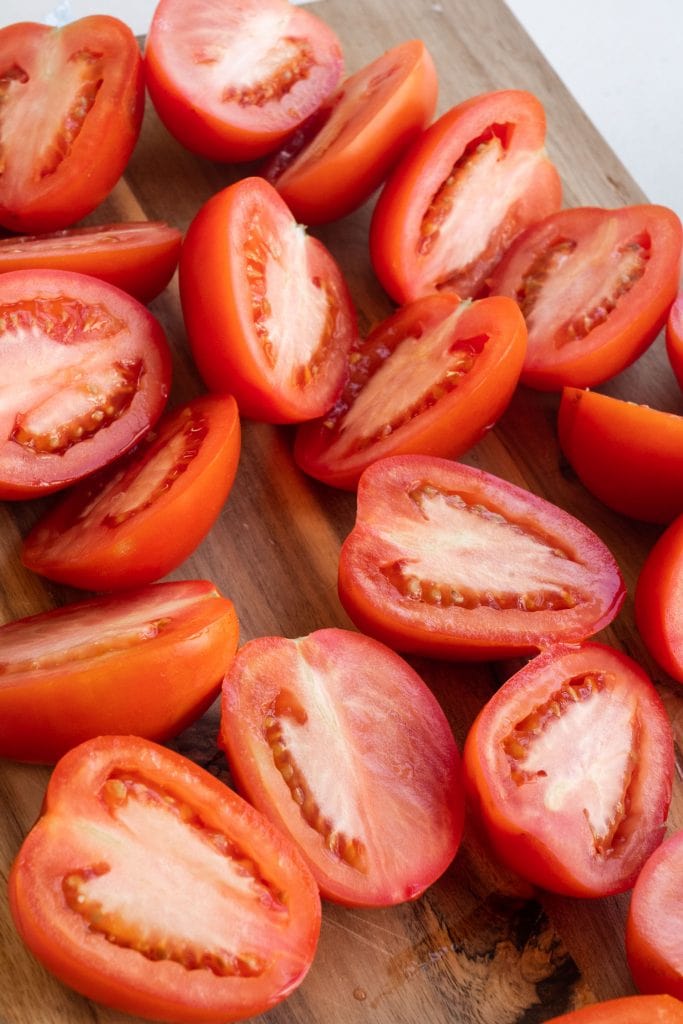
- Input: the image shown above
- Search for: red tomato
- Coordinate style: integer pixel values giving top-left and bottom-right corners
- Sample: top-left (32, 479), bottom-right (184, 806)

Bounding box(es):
top-left (219, 628), bottom-right (464, 907)
top-left (262, 39), bottom-right (438, 225)
top-left (369, 89), bottom-right (562, 302)
top-left (0, 269), bottom-right (171, 500)
top-left (9, 735), bottom-right (321, 1023)
top-left (666, 293), bottom-right (683, 389)
top-left (21, 394), bottom-right (241, 591)
top-left (338, 455), bottom-right (625, 659)
top-left (0, 581), bottom-right (238, 764)
top-left (179, 177), bottom-right (357, 423)
top-left (627, 830), bottom-right (683, 1000)
top-left (634, 515), bottom-right (683, 684)
top-left (544, 995), bottom-right (683, 1023)
top-left (294, 293), bottom-right (527, 490)
top-left (488, 204), bottom-right (683, 390)
top-left (463, 643), bottom-right (674, 898)
top-left (0, 223), bottom-right (182, 303)
top-left (144, 0), bottom-right (344, 162)
top-left (0, 17), bottom-right (144, 233)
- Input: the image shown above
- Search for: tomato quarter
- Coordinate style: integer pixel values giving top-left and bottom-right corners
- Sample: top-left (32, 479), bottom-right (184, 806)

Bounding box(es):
top-left (544, 995), bottom-right (683, 1024)
top-left (635, 515), bottom-right (683, 685)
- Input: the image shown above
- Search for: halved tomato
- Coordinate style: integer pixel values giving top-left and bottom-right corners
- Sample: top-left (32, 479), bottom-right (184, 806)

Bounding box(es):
top-left (219, 628), bottom-right (464, 907)
top-left (627, 830), bottom-right (683, 999)
top-left (544, 995), bottom-right (683, 1023)
top-left (666, 293), bottom-right (683, 390)
top-left (634, 515), bottom-right (683, 684)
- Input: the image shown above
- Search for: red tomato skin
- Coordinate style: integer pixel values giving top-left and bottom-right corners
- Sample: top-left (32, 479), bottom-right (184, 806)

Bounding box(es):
top-left (627, 830), bottom-right (683, 1000)
top-left (634, 515), bottom-right (683, 684)
top-left (0, 580), bottom-right (238, 764)
top-left (666, 294), bottom-right (683, 389)
top-left (544, 995), bottom-right (683, 1024)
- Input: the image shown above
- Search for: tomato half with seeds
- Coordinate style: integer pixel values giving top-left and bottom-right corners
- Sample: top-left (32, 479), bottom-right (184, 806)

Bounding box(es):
top-left (338, 455), bottom-right (625, 659)
top-left (0, 269), bottom-right (171, 500)
top-left (666, 293), bottom-right (683, 389)
top-left (179, 177), bottom-right (357, 423)
top-left (0, 17), bottom-right (143, 233)
top-left (21, 394), bottom-right (240, 591)
top-left (220, 628), bottom-right (464, 907)
top-left (464, 643), bottom-right (673, 897)
top-left (627, 830), bottom-right (683, 999)
top-left (634, 515), bottom-right (683, 685)
top-left (9, 735), bottom-right (321, 1023)
top-left (369, 89), bottom-right (562, 302)
top-left (545, 995), bottom-right (683, 1024)
top-left (144, 0), bottom-right (344, 162)
top-left (0, 581), bottom-right (238, 764)
top-left (488, 204), bottom-right (683, 390)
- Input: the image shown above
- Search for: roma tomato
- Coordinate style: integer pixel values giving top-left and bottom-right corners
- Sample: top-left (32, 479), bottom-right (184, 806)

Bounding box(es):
top-left (634, 515), bottom-right (683, 684)
top-left (294, 293), bottom-right (527, 490)
top-left (0, 17), bottom-right (144, 233)
top-left (9, 735), bottom-right (321, 1023)
top-left (544, 995), bottom-right (683, 1023)
top-left (262, 39), bottom-right (438, 225)
top-left (179, 177), bottom-right (357, 422)
top-left (0, 581), bottom-right (238, 764)
top-left (627, 830), bottom-right (683, 999)
top-left (22, 394), bottom-right (241, 591)
top-left (369, 89), bottom-right (561, 302)
top-left (220, 628), bottom-right (464, 907)
top-left (145, 0), bottom-right (344, 162)
top-left (666, 293), bottom-right (683, 389)
top-left (463, 643), bottom-right (674, 898)
top-left (488, 204), bottom-right (683, 390)
top-left (0, 269), bottom-right (171, 500)
top-left (338, 455), bottom-right (625, 659)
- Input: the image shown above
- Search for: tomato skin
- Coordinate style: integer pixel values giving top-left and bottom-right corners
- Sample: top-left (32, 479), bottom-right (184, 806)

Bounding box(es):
top-left (463, 643), bottom-right (674, 898)
top-left (544, 995), bottom-right (683, 1023)
top-left (634, 515), bottom-right (683, 684)
top-left (666, 293), bottom-right (683, 389)
top-left (219, 628), bottom-right (464, 907)
top-left (8, 735), bottom-right (321, 1023)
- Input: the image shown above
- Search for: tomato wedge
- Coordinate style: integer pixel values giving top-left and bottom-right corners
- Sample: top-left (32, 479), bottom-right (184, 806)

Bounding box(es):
top-left (0, 17), bottom-right (144, 233)
top-left (0, 581), bottom-right (238, 764)
top-left (21, 394), bottom-right (241, 591)
top-left (9, 735), bottom-right (321, 1023)
top-left (179, 177), bottom-right (357, 423)
top-left (488, 204), bottom-right (683, 390)
top-left (145, 0), bottom-right (344, 162)
top-left (369, 88), bottom-right (562, 302)
top-left (219, 628), bottom-right (464, 907)
top-left (666, 293), bottom-right (683, 390)
top-left (463, 643), bottom-right (674, 898)
top-left (338, 455), bottom-right (625, 659)
top-left (544, 995), bottom-right (683, 1023)
top-left (627, 830), bottom-right (683, 1000)
top-left (634, 515), bottom-right (683, 684)
top-left (0, 269), bottom-right (171, 500)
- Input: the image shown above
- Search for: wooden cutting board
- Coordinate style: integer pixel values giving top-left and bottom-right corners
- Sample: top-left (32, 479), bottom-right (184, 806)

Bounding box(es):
top-left (1, 1), bottom-right (681, 1022)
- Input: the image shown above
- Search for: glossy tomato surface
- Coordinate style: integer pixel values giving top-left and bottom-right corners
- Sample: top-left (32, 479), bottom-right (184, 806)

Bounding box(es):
top-left (220, 628), bottom-right (464, 907)
top-left (338, 455), bottom-right (625, 659)
top-left (0, 17), bottom-right (143, 233)
top-left (145, 0), bottom-right (343, 162)
top-left (369, 88), bottom-right (561, 302)
top-left (666, 293), bottom-right (683, 389)
top-left (9, 735), bottom-right (321, 1023)
top-left (545, 995), bottom-right (683, 1023)
top-left (0, 269), bottom-right (171, 500)
top-left (22, 394), bottom-right (240, 591)
top-left (295, 293), bottom-right (527, 490)
top-left (464, 643), bottom-right (674, 898)
top-left (635, 515), bottom-right (683, 684)
top-left (0, 581), bottom-right (238, 764)
top-left (626, 830), bottom-right (683, 999)
top-left (180, 177), bottom-right (357, 422)
top-left (488, 204), bottom-right (683, 390)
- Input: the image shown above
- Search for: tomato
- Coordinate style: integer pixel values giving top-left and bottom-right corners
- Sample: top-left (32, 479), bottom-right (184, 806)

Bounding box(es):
top-left (338, 455), bottom-right (625, 659)
top-left (627, 830), bottom-right (683, 999)
top-left (144, 0), bottom-right (344, 162)
top-left (8, 735), bottom-right (321, 1023)
top-left (666, 293), bottom-right (683, 389)
top-left (179, 177), bottom-right (357, 423)
top-left (294, 293), bottom-right (527, 490)
top-left (0, 17), bottom-right (144, 233)
top-left (0, 269), bottom-right (171, 500)
top-left (0, 223), bottom-right (182, 303)
top-left (544, 995), bottom-right (683, 1023)
top-left (21, 394), bottom-right (241, 591)
top-left (488, 204), bottom-right (683, 390)
top-left (369, 88), bottom-right (562, 302)
top-left (262, 39), bottom-right (438, 225)
top-left (634, 515), bottom-right (683, 685)
top-left (0, 581), bottom-right (238, 765)
top-left (219, 628), bottom-right (464, 907)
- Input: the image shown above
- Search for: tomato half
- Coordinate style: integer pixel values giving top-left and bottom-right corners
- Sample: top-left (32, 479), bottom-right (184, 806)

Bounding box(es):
top-left (294, 293), bottom-right (527, 490)
top-left (544, 995), bottom-right (683, 1024)
top-left (338, 455), bottom-right (625, 659)
top-left (634, 515), bottom-right (683, 684)
top-left (666, 293), bottom-right (683, 390)
top-left (0, 17), bottom-right (144, 233)
top-left (144, 0), bottom-right (344, 162)
top-left (463, 643), bottom-right (673, 898)
top-left (219, 628), bottom-right (464, 907)
top-left (488, 204), bottom-right (683, 390)
top-left (0, 269), bottom-right (171, 500)
top-left (21, 394), bottom-right (241, 591)
top-left (9, 735), bottom-right (321, 1023)
top-left (179, 177), bottom-right (357, 423)
top-left (627, 830), bottom-right (683, 999)
top-left (0, 581), bottom-right (238, 764)
top-left (369, 89), bottom-right (562, 302)
top-left (262, 39), bottom-right (437, 225)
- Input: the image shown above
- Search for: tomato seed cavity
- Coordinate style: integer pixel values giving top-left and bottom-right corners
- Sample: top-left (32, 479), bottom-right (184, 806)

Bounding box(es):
top-left (39, 50), bottom-right (104, 179)
top-left (221, 38), bottom-right (315, 107)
